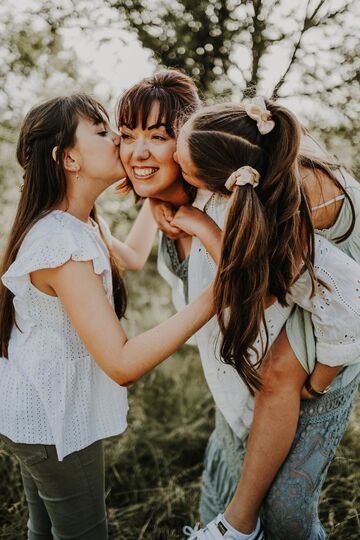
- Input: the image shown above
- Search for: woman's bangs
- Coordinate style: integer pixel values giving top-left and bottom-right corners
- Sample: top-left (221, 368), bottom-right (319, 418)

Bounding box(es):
top-left (118, 89), bottom-right (176, 135)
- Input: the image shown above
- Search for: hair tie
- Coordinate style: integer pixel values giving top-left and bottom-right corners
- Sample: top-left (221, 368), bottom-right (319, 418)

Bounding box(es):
top-left (225, 166), bottom-right (260, 191)
top-left (244, 97), bottom-right (275, 135)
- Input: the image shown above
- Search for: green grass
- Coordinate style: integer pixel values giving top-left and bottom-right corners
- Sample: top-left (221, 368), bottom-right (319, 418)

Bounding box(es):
top-left (0, 352), bottom-right (359, 539)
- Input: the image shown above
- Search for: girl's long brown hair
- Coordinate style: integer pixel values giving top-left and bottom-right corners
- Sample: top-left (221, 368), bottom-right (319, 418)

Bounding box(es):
top-left (186, 101), bottom-right (317, 394)
top-left (0, 94), bottom-right (126, 358)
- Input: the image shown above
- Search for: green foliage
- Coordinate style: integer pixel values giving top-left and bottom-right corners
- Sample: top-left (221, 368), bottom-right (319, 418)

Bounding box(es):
top-left (105, 0), bottom-right (360, 124)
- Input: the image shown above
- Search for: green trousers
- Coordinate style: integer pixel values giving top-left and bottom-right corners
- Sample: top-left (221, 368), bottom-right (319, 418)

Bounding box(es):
top-left (0, 436), bottom-right (107, 539)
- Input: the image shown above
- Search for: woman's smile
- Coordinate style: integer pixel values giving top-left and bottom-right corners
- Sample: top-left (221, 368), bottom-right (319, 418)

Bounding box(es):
top-left (132, 166), bottom-right (159, 180)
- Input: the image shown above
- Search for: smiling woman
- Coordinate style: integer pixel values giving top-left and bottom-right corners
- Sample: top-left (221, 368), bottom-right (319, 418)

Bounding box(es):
top-left (116, 69), bottom-right (200, 206)
top-left (120, 107), bottom-right (180, 200)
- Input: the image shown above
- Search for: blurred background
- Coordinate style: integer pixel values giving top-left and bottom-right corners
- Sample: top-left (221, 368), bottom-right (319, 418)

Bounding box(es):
top-left (0, 0), bottom-right (359, 538)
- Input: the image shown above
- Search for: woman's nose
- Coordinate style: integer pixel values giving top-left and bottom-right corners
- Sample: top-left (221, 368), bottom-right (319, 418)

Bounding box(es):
top-left (133, 141), bottom-right (150, 160)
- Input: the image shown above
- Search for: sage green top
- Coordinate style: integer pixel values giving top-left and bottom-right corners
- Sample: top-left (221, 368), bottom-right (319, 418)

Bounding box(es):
top-left (286, 169), bottom-right (360, 386)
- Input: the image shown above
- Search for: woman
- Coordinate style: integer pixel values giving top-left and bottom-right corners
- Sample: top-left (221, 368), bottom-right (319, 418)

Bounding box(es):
top-left (0, 93), bottom-right (214, 539)
top-left (173, 98), bottom-right (360, 540)
top-left (115, 71), bottom-right (360, 539)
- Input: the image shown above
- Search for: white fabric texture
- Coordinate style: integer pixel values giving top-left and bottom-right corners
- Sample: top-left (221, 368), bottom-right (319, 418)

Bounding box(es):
top-left (188, 188), bottom-right (360, 439)
top-left (188, 190), bottom-right (292, 440)
top-left (0, 210), bottom-right (128, 460)
top-left (288, 234), bottom-right (360, 367)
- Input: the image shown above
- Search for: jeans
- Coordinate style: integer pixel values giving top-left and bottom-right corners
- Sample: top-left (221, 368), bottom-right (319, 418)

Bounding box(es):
top-left (0, 437), bottom-right (107, 540)
top-left (200, 374), bottom-right (359, 540)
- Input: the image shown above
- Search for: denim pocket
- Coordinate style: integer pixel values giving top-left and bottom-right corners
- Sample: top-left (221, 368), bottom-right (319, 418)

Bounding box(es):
top-left (0, 435), bottom-right (48, 467)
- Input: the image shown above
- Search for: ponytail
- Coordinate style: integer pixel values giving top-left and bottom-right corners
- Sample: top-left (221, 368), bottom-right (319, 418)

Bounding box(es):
top-left (186, 100), bottom-right (317, 394)
top-left (215, 185), bottom-right (269, 392)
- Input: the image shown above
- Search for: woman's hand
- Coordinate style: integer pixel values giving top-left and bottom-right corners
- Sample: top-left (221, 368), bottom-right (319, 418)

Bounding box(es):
top-left (149, 198), bottom-right (188, 240)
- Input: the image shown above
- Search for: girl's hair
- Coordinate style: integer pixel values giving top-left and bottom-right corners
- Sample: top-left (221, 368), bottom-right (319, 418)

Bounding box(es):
top-left (116, 69), bottom-right (201, 199)
top-left (0, 94), bottom-right (127, 358)
top-left (186, 101), bottom-right (317, 394)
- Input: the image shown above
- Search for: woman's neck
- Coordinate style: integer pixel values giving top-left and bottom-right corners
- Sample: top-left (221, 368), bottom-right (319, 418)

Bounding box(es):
top-left (154, 181), bottom-right (191, 208)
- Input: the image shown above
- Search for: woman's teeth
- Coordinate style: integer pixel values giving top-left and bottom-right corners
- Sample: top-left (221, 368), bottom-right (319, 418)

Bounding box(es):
top-left (133, 167), bottom-right (158, 178)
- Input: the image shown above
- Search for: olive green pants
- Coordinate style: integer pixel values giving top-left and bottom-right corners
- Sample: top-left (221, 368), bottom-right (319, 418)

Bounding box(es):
top-left (0, 436), bottom-right (107, 539)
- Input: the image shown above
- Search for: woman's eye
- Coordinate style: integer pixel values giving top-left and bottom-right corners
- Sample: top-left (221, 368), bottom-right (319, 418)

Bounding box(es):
top-left (121, 133), bottom-right (132, 140)
top-left (98, 131), bottom-right (108, 137)
top-left (152, 135), bottom-right (166, 141)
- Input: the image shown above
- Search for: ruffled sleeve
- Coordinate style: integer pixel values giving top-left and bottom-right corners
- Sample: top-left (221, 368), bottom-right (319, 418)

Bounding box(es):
top-left (2, 221), bottom-right (110, 299)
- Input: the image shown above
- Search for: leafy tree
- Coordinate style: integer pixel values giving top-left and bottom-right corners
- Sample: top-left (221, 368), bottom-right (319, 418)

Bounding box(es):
top-left (0, 1), bottom-right (80, 144)
top-left (105, 0), bottom-right (359, 127)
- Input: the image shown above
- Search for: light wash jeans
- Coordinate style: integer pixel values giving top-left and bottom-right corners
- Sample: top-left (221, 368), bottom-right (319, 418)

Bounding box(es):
top-left (0, 437), bottom-right (107, 540)
top-left (200, 373), bottom-right (359, 540)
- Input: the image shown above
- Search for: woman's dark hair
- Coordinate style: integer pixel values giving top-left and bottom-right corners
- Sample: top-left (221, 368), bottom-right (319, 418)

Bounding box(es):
top-left (185, 100), bottom-right (317, 394)
top-left (0, 94), bottom-right (126, 357)
top-left (116, 69), bottom-right (201, 199)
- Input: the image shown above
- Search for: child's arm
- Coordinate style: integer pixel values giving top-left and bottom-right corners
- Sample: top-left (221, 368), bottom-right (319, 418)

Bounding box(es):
top-left (301, 362), bottom-right (343, 399)
top-left (171, 205), bottom-right (222, 265)
top-left (39, 259), bottom-right (214, 386)
top-left (107, 199), bottom-right (158, 270)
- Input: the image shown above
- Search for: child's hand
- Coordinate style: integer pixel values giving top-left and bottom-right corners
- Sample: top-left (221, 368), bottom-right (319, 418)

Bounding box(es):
top-left (149, 199), bottom-right (188, 240)
top-left (171, 206), bottom-right (211, 237)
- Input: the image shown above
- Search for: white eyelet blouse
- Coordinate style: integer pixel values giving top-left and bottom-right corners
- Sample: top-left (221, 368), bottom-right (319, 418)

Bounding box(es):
top-left (159, 188), bottom-right (360, 440)
top-left (0, 210), bottom-right (128, 461)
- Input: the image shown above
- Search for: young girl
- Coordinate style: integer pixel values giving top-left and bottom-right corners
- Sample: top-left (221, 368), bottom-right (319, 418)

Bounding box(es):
top-left (0, 94), bottom-right (214, 539)
top-left (172, 99), bottom-right (360, 540)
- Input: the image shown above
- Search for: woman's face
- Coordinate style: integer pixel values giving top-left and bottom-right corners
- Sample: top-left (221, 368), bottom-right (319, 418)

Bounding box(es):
top-left (119, 103), bottom-right (181, 199)
top-left (71, 116), bottom-right (125, 186)
top-left (174, 122), bottom-right (207, 189)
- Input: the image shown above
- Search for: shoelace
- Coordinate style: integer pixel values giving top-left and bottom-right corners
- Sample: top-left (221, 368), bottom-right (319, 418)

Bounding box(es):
top-left (183, 522), bottom-right (201, 538)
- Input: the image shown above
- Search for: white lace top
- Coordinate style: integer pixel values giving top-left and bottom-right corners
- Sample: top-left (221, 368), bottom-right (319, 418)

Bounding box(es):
top-left (288, 234), bottom-right (360, 366)
top-left (0, 210), bottom-right (128, 460)
top-left (187, 190), bottom-right (360, 440)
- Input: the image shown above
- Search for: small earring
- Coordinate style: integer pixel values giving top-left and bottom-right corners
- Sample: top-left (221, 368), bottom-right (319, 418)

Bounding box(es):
top-left (75, 173), bottom-right (79, 181)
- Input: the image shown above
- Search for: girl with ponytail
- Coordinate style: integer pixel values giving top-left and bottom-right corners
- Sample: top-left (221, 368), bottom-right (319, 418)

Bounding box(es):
top-left (173, 99), bottom-right (360, 540)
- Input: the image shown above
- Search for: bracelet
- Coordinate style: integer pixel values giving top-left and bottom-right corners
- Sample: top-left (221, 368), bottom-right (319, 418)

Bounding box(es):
top-left (304, 378), bottom-right (331, 398)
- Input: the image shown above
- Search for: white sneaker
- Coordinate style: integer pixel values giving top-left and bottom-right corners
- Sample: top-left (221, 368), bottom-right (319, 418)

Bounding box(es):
top-left (183, 514), bottom-right (265, 539)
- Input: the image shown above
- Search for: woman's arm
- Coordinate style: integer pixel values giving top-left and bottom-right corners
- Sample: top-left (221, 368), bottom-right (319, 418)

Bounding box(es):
top-left (40, 260), bottom-right (214, 385)
top-left (108, 199), bottom-right (158, 270)
top-left (171, 205), bottom-right (222, 265)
